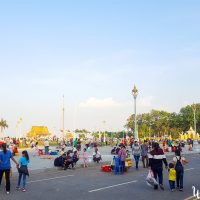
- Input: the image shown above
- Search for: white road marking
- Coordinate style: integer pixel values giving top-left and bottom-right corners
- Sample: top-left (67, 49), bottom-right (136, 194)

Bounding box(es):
top-left (27, 175), bottom-right (74, 184)
top-left (184, 196), bottom-right (195, 200)
top-left (88, 180), bottom-right (138, 193)
top-left (185, 168), bottom-right (195, 171)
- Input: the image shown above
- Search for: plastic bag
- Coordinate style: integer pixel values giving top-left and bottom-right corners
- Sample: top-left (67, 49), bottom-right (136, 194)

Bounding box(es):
top-left (146, 170), bottom-right (158, 187)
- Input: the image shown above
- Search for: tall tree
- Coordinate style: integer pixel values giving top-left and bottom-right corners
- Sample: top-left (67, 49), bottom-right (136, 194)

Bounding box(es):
top-left (0, 118), bottom-right (8, 137)
top-left (125, 103), bottom-right (200, 139)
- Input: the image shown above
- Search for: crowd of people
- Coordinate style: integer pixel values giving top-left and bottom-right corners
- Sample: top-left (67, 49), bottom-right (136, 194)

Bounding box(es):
top-left (0, 136), bottom-right (191, 195)
top-left (110, 138), bottom-right (189, 192)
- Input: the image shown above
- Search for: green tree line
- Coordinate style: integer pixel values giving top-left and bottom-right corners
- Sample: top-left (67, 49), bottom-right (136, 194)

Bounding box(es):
top-left (125, 104), bottom-right (200, 139)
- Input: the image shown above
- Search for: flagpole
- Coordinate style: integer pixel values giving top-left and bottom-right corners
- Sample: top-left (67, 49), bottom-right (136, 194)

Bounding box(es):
top-left (62, 95), bottom-right (65, 139)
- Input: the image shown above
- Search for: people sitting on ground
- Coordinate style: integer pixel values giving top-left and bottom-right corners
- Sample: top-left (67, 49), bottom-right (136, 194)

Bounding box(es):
top-left (72, 151), bottom-right (79, 166)
top-left (93, 148), bottom-right (102, 163)
top-left (63, 152), bottom-right (74, 170)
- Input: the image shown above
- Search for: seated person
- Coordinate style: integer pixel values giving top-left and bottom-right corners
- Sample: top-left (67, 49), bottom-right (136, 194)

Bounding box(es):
top-left (72, 151), bottom-right (79, 165)
top-left (60, 147), bottom-right (65, 156)
top-left (54, 155), bottom-right (64, 167)
top-left (63, 152), bottom-right (74, 170)
top-left (93, 148), bottom-right (102, 163)
top-left (111, 147), bottom-right (116, 155)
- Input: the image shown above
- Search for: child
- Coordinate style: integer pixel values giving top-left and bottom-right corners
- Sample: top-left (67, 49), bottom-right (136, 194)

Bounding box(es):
top-left (83, 148), bottom-right (88, 168)
top-left (16, 150), bottom-right (29, 192)
top-left (168, 163), bottom-right (176, 192)
top-left (173, 150), bottom-right (188, 191)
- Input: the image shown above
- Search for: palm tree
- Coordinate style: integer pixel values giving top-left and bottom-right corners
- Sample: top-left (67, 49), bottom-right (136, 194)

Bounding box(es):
top-left (0, 118), bottom-right (8, 137)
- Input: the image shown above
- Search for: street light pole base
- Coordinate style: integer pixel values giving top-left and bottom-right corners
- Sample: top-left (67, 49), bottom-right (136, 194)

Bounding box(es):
top-left (193, 140), bottom-right (200, 152)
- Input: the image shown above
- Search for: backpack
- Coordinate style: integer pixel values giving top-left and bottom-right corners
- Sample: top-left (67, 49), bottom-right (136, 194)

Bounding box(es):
top-left (175, 156), bottom-right (183, 172)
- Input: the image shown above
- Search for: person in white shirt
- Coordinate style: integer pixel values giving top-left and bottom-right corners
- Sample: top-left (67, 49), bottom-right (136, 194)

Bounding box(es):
top-left (93, 148), bottom-right (102, 163)
top-left (44, 139), bottom-right (49, 155)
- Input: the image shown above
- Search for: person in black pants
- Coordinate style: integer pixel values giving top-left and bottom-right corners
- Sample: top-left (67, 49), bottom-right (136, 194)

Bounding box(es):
top-left (148, 142), bottom-right (168, 190)
top-left (0, 143), bottom-right (19, 194)
top-left (173, 150), bottom-right (188, 191)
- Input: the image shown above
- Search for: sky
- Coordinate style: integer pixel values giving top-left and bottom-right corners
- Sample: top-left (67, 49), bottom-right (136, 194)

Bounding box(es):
top-left (0, 0), bottom-right (200, 136)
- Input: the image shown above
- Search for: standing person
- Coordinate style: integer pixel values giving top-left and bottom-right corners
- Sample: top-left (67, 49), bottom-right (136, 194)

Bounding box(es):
top-left (173, 150), bottom-right (188, 191)
top-left (141, 140), bottom-right (149, 168)
top-left (0, 143), bottom-right (18, 194)
top-left (83, 148), bottom-right (88, 168)
top-left (148, 142), bottom-right (168, 190)
top-left (44, 139), bottom-right (49, 155)
top-left (132, 140), bottom-right (141, 170)
top-left (168, 163), bottom-right (176, 192)
top-left (73, 138), bottom-right (78, 149)
top-left (118, 145), bottom-right (126, 173)
top-left (16, 150), bottom-right (29, 192)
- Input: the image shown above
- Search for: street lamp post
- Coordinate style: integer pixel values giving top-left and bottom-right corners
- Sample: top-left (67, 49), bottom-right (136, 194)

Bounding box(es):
top-left (192, 103), bottom-right (199, 151)
top-left (132, 85), bottom-right (138, 140)
top-left (103, 120), bottom-right (106, 143)
top-left (17, 118), bottom-right (23, 138)
top-left (62, 95), bottom-right (65, 139)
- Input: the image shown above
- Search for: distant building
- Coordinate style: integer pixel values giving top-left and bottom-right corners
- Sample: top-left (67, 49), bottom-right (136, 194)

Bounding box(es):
top-left (26, 126), bottom-right (51, 138)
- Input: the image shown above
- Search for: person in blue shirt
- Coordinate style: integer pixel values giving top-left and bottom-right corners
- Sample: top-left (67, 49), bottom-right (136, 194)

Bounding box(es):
top-left (0, 143), bottom-right (19, 194)
top-left (16, 150), bottom-right (30, 192)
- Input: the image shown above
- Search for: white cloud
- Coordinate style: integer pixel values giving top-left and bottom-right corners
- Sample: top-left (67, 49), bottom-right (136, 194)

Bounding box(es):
top-left (79, 97), bottom-right (121, 108)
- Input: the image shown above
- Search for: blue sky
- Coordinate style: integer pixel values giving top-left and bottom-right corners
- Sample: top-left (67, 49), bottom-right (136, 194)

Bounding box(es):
top-left (0, 0), bottom-right (200, 136)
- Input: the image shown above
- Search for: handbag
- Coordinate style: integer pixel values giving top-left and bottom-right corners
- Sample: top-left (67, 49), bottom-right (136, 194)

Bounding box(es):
top-left (18, 165), bottom-right (29, 176)
top-left (146, 170), bottom-right (158, 187)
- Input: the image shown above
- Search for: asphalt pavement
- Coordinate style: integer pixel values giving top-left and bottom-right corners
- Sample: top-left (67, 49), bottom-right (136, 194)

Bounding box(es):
top-left (1, 152), bottom-right (200, 200)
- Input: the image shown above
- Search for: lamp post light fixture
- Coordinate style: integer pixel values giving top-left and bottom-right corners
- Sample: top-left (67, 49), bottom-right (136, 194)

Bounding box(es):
top-left (132, 85), bottom-right (139, 140)
top-left (192, 103), bottom-right (199, 151)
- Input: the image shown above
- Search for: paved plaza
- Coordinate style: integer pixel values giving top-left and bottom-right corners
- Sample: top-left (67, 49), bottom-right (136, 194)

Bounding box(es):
top-left (1, 150), bottom-right (200, 200)
top-left (10, 145), bottom-right (196, 172)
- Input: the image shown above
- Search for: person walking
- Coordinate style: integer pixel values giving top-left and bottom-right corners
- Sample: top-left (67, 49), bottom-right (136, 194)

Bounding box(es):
top-left (132, 140), bottom-right (141, 170)
top-left (148, 142), bottom-right (168, 190)
top-left (16, 150), bottom-right (30, 192)
top-left (141, 140), bottom-right (149, 168)
top-left (173, 150), bottom-right (188, 191)
top-left (118, 145), bottom-right (126, 173)
top-left (0, 143), bottom-right (19, 194)
top-left (168, 163), bottom-right (176, 192)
